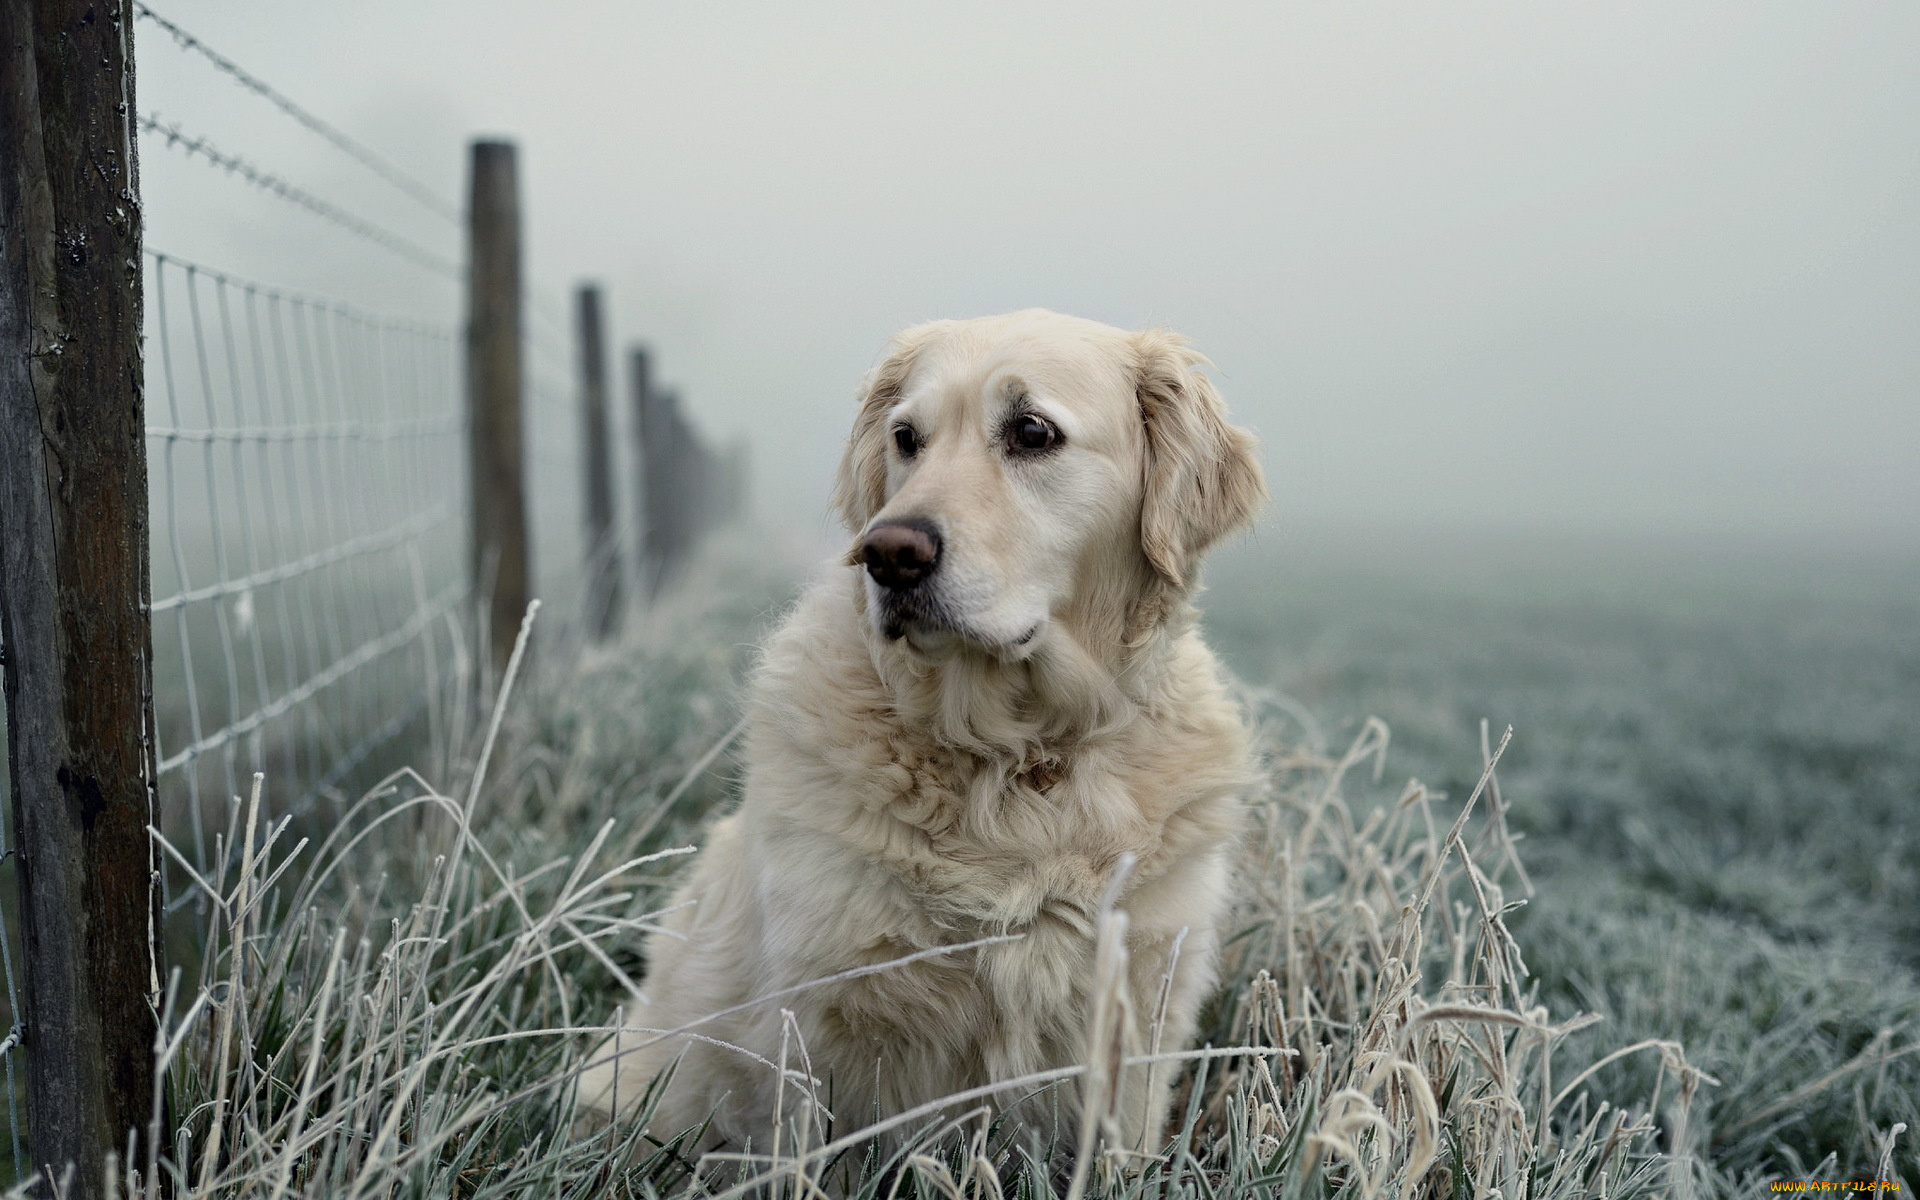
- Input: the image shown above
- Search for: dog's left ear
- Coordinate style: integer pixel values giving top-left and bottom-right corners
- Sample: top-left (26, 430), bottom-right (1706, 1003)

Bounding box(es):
top-left (1135, 329), bottom-right (1266, 591)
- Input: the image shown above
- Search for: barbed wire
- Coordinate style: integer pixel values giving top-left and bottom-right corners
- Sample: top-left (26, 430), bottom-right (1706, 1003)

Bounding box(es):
top-left (136, 1), bottom-right (585, 370)
top-left (138, 113), bottom-right (462, 280)
top-left (133, 1), bottom-right (463, 223)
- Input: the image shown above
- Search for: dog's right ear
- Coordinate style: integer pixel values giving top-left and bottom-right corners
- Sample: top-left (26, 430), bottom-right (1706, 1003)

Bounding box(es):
top-left (833, 324), bottom-right (937, 534)
top-left (1134, 329), bottom-right (1266, 592)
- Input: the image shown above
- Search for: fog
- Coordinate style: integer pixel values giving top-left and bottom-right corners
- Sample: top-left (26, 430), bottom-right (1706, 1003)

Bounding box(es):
top-left (135, 1), bottom-right (1920, 562)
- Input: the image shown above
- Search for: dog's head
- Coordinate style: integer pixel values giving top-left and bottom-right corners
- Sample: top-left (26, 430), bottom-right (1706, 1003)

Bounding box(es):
top-left (834, 310), bottom-right (1264, 661)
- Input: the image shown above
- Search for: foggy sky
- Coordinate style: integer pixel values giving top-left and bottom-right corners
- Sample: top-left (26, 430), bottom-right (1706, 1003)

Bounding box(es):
top-left (135, 2), bottom-right (1920, 558)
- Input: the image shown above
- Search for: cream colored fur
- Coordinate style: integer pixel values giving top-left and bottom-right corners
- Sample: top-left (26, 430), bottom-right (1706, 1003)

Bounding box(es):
top-left (577, 310), bottom-right (1265, 1163)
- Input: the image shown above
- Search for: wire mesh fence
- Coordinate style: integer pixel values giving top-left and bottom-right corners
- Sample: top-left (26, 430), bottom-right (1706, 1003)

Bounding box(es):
top-left (143, 251), bottom-right (471, 880)
top-left (2, 258), bottom-right (481, 1188)
top-left (0, 4), bottom-right (743, 1186)
top-left (2, 6), bottom-right (483, 1179)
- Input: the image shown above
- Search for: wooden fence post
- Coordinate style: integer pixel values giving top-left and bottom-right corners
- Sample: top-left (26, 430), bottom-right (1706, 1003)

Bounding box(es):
top-left (674, 394), bottom-right (714, 544)
top-left (659, 391), bottom-right (688, 578)
top-left (575, 285), bottom-right (620, 639)
top-left (466, 140), bottom-right (530, 681)
top-left (659, 389), bottom-right (699, 589)
top-left (0, 1), bottom-right (163, 1193)
top-left (629, 346), bottom-right (668, 598)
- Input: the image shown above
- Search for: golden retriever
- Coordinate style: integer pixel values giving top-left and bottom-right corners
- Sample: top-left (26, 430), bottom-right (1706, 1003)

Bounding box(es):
top-left (577, 309), bottom-right (1264, 1166)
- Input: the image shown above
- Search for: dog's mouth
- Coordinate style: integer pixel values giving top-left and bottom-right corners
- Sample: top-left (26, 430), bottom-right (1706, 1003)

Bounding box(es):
top-left (873, 588), bottom-right (1041, 658)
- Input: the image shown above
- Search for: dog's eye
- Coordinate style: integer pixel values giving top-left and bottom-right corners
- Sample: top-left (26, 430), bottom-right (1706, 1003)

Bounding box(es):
top-left (1005, 414), bottom-right (1061, 455)
top-left (893, 425), bottom-right (919, 458)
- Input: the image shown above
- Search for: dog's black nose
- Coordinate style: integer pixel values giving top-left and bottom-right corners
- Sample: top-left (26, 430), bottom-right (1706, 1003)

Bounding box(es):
top-left (862, 520), bottom-right (942, 589)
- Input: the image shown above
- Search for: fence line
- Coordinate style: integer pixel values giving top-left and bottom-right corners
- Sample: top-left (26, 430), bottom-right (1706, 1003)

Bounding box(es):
top-left (1, 3), bottom-right (750, 1186)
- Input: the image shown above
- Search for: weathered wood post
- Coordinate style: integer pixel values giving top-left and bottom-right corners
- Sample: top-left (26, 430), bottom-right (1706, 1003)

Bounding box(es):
top-left (676, 396), bottom-right (714, 543)
top-left (629, 346), bottom-right (669, 598)
top-left (0, 0), bottom-right (164, 1193)
top-left (465, 140), bottom-right (530, 681)
top-left (660, 390), bottom-right (698, 586)
top-left (575, 285), bottom-right (620, 639)
top-left (658, 392), bottom-right (686, 579)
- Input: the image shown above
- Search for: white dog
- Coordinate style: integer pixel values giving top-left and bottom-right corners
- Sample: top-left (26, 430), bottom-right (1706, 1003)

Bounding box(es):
top-left (578, 309), bottom-right (1264, 1166)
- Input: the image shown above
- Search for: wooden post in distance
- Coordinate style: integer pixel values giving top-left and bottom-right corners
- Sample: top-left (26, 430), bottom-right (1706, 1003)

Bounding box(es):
top-left (629, 346), bottom-right (668, 597)
top-left (465, 140), bottom-right (531, 682)
top-left (575, 285), bottom-right (620, 639)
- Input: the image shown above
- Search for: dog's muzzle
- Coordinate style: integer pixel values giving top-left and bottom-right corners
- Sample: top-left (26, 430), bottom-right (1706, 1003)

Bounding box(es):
top-left (861, 519), bottom-right (942, 590)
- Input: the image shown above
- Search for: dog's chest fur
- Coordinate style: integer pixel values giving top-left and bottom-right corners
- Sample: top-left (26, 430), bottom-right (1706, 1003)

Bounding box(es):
top-left (746, 582), bottom-right (1246, 961)
top-left (854, 742), bottom-right (1128, 934)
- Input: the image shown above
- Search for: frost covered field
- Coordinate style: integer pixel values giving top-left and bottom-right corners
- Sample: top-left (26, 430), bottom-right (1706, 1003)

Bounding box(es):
top-left (18, 532), bottom-right (1914, 1197)
top-left (1202, 530), bottom-right (1920, 1187)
